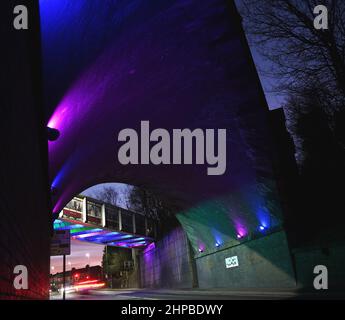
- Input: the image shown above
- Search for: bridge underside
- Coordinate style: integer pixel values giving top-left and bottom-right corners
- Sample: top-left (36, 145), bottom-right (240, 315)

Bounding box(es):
top-left (41, 0), bottom-right (292, 290)
top-left (54, 219), bottom-right (153, 249)
top-left (42, 0), bottom-right (283, 250)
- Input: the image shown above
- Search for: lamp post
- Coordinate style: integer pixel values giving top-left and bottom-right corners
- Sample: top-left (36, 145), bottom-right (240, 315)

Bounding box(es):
top-left (105, 245), bottom-right (108, 287)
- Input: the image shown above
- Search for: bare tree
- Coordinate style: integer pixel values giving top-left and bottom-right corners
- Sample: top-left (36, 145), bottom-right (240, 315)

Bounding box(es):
top-left (236, 0), bottom-right (345, 243)
top-left (127, 186), bottom-right (179, 220)
top-left (94, 186), bottom-right (118, 206)
top-left (238, 0), bottom-right (345, 112)
top-left (284, 85), bottom-right (341, 167)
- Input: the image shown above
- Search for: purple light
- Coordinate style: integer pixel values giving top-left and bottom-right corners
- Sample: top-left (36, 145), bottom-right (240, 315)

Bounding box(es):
top-left (76, 231), bottom-right (103, 239)
top-left (233, 218), bottom-right (248, 240)
top-left (144, 242), bottom-right (156, 253)
top-left (108, 240), bottom-right (147, 248)
top-left (197, 241), bottom-right (205, 253)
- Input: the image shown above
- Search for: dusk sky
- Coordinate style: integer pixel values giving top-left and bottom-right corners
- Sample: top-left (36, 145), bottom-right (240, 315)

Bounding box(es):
top-left (234, 0), bottom-right (285, 110)
top-left (250, 48), bottom-right (285, 110)
top-left (82, 183), bottom-right (131, 209)
top-left (50, 239), bottom-right (104, 274)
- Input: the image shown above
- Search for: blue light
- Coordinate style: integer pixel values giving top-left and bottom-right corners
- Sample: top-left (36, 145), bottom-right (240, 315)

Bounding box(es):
top-left (117, 234), bottom-right (133, 240)
top-left (71, 228), bottom-right (103, 236)
top-left (215, 242), bottom-right (221, 248)
top-left (259, 225), bottom-right (265, 231)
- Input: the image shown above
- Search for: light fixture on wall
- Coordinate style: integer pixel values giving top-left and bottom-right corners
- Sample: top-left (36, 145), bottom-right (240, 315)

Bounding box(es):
top-left (47, 126), bottom-right (60, 141)
top-left (259, 225), bottom-right (267, 231)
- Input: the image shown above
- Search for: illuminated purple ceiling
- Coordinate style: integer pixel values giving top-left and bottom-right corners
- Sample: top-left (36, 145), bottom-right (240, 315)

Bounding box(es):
top-left (41, 0), bottom-right (280, 235)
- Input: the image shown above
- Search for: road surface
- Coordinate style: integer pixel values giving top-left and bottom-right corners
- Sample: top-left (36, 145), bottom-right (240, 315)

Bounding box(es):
top-left (50, 288), bottom-right (343, 300)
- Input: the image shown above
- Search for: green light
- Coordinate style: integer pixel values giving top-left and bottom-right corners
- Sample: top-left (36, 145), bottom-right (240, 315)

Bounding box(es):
top-left (70, 227), bottom-right (94, 234)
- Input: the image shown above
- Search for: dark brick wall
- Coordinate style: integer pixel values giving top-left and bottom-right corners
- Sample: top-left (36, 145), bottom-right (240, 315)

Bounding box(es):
top-left (196, 231), bottom-right (296, 289)
top-left (139, 227), bottom-right (196, 289)
top-left (0, 1), bottom-right (51, 299)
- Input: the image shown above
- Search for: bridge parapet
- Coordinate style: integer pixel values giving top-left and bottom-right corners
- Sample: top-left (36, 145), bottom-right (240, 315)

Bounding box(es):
top-left (54, 195), bottom-right (155, 249)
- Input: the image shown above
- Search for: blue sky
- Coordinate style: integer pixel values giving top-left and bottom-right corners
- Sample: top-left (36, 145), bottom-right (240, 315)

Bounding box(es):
top-left (250, 48), bottom-right (285, 110)
top-left (234, 0), bottom-right (285, 110)
top-left (82, 183), bottom-right (132, 209)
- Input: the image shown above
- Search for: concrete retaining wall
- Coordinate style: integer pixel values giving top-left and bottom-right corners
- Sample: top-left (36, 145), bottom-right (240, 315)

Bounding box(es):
top-left (195, 231), bottom-right (296, 289)
top-left (139, 227), bottom-right (195, 289)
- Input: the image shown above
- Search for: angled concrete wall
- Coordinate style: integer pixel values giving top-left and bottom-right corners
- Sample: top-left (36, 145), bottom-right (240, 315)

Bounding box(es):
top-left (195, 230), bottom-right (296, 289)
top-left (139, 227), bottom-right (296, 290)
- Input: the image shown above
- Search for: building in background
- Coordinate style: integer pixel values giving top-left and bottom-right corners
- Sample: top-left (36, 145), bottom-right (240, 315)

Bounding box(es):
top-left (61, 195), bottom-right (156, 240)
top-left (50, 265), bottom-right (103, 291)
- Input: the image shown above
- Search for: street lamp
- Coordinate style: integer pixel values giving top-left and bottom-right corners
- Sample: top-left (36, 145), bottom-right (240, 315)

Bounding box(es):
top-left (86, 253), bottom-right (90, 265)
